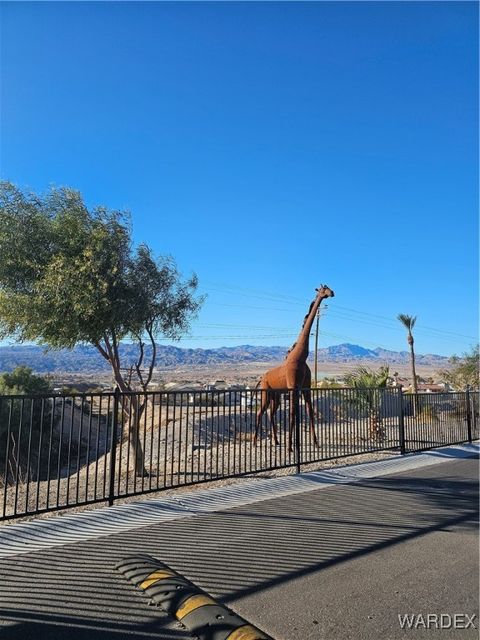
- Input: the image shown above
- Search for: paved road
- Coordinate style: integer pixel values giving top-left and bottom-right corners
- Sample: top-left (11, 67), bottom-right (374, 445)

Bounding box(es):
top-left (0, 453), bottom-right (478, 639)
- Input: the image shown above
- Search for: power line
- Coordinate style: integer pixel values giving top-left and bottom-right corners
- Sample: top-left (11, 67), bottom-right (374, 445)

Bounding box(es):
top-left (200, 284), bottom-right (476, 343)
top-left (176, 334), bottom-right (298, 340)
top-left (203, 302), bottom-right (473, 345)
top-left (196, 323), bottom-right (298, 331)
top-left (199, 285), bottom-right (299, 306)
top-left (333, 304), bottom-right (476, 340)
top-left (201, 280), bottom-right (304, 303)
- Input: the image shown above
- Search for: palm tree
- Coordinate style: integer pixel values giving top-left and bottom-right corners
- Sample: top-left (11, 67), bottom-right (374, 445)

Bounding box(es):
top-left (398, 314), bottom-right (418, 396)
top-left (343, 365), bottom-right (390, 440)
top-left (437, 344), bottom-right (480, 390)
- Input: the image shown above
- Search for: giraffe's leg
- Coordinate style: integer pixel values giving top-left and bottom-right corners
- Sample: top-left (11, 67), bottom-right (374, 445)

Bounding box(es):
top-left (302, 389), bottom-right (319, 447)
top-left (269, 394), bottom-right (280, 445)
top-left (253, 390), bottom-right (269, 446)
top-left (288, 389), bottom-right (300, 453)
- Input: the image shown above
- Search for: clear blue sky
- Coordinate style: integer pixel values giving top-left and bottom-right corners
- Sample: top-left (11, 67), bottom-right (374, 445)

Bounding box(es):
top-left (1, 1), bottom-right (478, 357)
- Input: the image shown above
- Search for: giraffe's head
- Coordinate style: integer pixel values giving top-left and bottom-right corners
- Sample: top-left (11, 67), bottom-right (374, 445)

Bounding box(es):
top-left (316, 284), bottom-right (335, 298)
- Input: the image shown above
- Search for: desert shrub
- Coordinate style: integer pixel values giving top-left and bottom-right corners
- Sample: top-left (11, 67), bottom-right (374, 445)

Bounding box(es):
top-left (0, 367), bottom-right (55, 484)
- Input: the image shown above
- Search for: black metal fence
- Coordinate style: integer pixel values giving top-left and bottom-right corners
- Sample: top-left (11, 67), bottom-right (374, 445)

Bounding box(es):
top-left (0, 387), bottom-right (477, 521)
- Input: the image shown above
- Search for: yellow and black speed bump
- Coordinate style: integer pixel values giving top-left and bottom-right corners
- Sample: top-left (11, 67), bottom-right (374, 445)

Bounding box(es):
top-left (115, 554), bottom-right (271, 640)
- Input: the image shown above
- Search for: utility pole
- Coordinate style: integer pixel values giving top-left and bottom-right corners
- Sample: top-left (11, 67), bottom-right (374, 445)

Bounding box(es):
top-left (314, 306), bottom-right (327, 387)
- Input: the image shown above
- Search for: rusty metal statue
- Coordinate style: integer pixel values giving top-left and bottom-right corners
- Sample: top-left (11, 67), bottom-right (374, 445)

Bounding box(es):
top-left (253, 284), bottom-right (335, 450)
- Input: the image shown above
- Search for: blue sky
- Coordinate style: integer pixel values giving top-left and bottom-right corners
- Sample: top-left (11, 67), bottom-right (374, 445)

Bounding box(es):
top-left (1, 1), bottom-right (478, 357)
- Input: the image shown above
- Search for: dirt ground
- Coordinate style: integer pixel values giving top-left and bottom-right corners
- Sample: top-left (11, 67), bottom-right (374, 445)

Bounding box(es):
top-left (2, 390), bottom-right (402, 522)
top-left (2, 379), bottom-right (466, 524)
top-left (2, 446), bottom-right (400, 525)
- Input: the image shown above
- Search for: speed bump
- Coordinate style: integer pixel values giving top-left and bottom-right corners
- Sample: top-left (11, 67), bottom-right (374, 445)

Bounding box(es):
top-left (115, 554), bottom-right (271, 640)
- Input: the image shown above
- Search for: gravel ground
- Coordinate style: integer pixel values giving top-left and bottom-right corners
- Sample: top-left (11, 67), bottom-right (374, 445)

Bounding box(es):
top-left (2, 445), bottom-right (398, 525)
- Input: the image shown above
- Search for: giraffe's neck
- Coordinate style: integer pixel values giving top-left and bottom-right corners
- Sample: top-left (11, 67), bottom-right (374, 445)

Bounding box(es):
top-left (286, 293), bottom-right (326, 364)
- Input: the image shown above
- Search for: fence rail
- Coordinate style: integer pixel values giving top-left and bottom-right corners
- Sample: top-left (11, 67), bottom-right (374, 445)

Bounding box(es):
top-left (0, 387), bottom-right (477, 521)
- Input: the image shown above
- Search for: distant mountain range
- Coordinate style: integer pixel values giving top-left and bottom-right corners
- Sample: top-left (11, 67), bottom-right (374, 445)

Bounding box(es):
top-left (0, 343), bottom-right (449, 373)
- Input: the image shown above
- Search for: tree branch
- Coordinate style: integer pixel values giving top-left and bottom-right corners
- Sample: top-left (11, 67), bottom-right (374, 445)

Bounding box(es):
top-left (135, 337), bottom-right (146, 389)
top-left (94, 340), bottom-right (110, 362)
top-left (104, 332), bottom-right (127, 392)
top-left (144, 322), bottom-right (157, 390)
top-left (111, 328), bottom-right (121, 374)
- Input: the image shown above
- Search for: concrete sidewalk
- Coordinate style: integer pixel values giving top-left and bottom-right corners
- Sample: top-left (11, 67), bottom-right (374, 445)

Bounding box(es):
top-left (1, 443), bottom-right (478, 558)
top-left (0, 444), bottom-right (478, 639)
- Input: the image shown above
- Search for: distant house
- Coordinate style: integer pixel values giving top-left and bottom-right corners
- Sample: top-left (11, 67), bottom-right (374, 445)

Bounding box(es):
top-left (417, 382), bottom-right (453, 393)
top-left (206, 380), bottom-right (228, 390)
top-left (164, 382), bottom-right (178, 390)
top-left (402, 382), bottom-right (453, 393)
top-left (163, 381), bottom-right (202, 392)
top-left (146, 382), bottom-right (163, 391)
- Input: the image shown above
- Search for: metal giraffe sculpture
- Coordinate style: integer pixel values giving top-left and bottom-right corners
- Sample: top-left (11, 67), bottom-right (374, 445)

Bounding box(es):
top-left (253, 284), bottom-right (335, 451)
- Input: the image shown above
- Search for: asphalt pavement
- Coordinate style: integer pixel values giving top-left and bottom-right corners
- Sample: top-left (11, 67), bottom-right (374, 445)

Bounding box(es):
top-left (0, 447), bottom-right (478, 640)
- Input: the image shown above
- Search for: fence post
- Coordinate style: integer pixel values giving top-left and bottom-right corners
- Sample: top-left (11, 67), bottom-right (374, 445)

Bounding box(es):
top-left (465, 386), bottom-right (472, 444)
top-left (398, 388), bottom-right (406, 455)
top-left (472, 391), bottom-right (478, 440)
top-left (295, 389), bottom-right (301, 474)
top-left (108, 386), bottom-right (120, 506)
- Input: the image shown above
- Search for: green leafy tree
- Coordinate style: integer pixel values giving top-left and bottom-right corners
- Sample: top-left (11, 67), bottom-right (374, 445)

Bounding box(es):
top-left (438, 345), bottom-right (480, 391)
top-left (0, 367), bottom-right (53, 484)
top-left (0, 366), bottom-right (52, 396)
top-left (343, 365), bottom-right (390, 439)
top-left (0, 182), bottom-right (204, 475)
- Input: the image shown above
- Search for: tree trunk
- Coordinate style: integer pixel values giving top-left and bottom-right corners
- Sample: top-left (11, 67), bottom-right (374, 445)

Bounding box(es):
top-left (369, 412), bottom-right (384, 440)
top-left (368, 390), bottom-right (384, 440)
top-left (409, 337), bottom-right (419, 416)
top-left (95, 340), bottom-right (150, 477)
top-left (409, 342), bottom-right (418, 394)
top-left (124, 396), bottom-right (149, 477)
